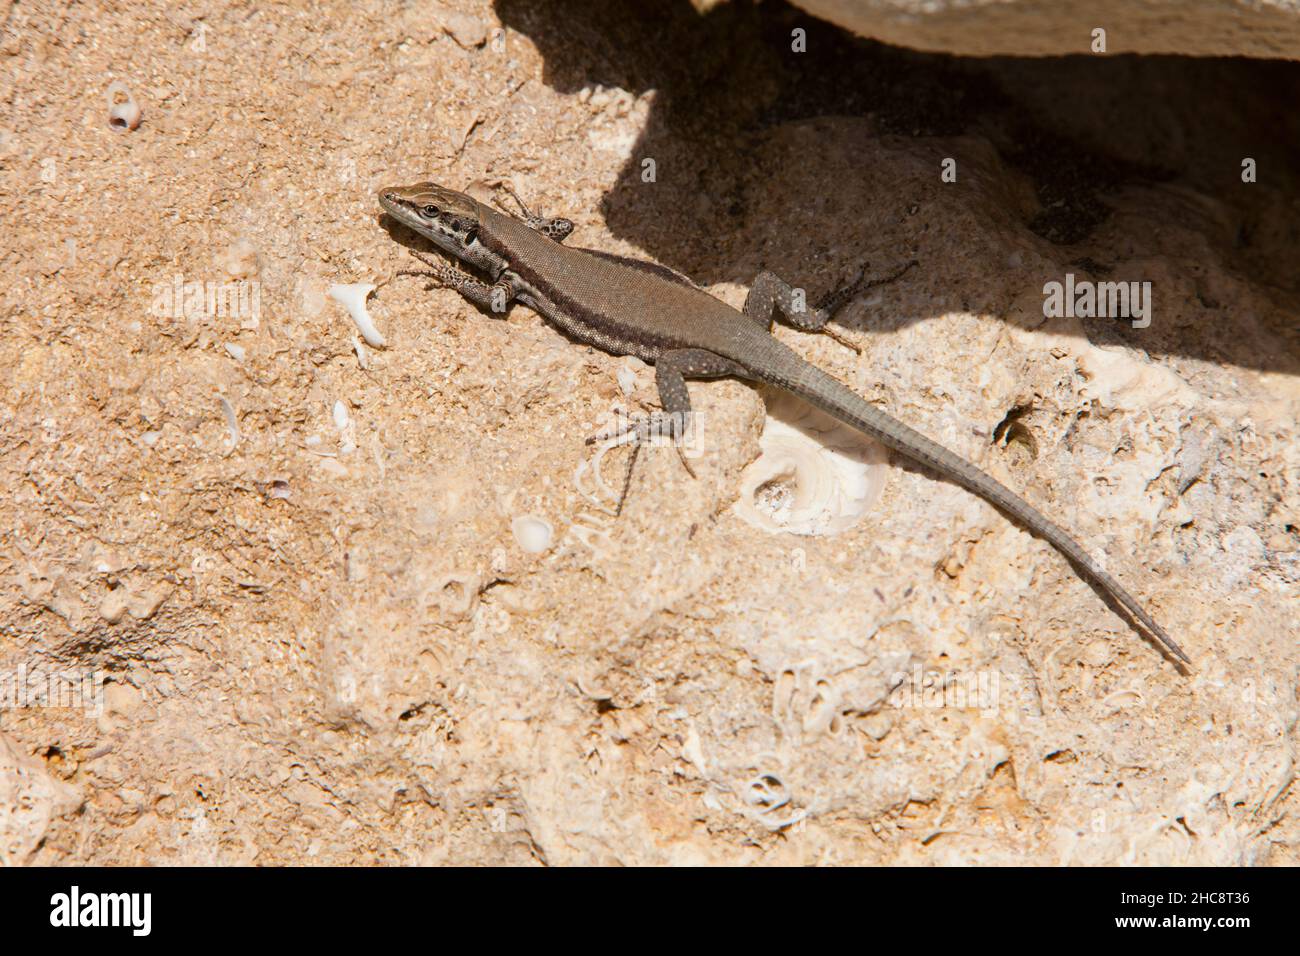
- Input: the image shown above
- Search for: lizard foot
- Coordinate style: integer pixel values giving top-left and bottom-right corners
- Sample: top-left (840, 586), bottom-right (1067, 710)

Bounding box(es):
top-left (493, 183), bottom-right (575, 242)
top-left (813, 259), bottom-right (920, 353)
top-left (585, 412), bottom-right (696, 515)
top-left (585, 410), bottom-right (692, 447)
top-left (819, 259), bottom-right (918, 315)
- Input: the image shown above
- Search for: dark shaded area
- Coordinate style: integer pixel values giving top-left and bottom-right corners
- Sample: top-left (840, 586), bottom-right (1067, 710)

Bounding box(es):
top-left (489, 0), bottom-right (1299, 372)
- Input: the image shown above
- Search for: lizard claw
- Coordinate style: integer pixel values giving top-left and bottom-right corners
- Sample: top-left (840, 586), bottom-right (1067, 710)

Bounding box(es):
top-left (816, 265), bottom-right (869, 320)
top-left (821, 326), bottom-right (863, 354)
top-left (585, 411), bottom-right (697, 514)
top-left (819, 259), bottom-right (919, 318)
top-left (813, 259), bottom-right (919, 353)
top-left (395, 249), bottom-right (452, 286)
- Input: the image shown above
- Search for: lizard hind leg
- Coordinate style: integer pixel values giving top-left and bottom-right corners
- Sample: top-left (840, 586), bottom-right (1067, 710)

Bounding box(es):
top-left (744, 260), bottom-right (918, 353)
top-left (585, 349), bottom-right (746, 514)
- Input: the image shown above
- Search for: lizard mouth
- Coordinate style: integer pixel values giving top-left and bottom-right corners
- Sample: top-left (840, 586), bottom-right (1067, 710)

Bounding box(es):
top-left (376, 190), bottom-right (428, 239)
top-left (376, 188), bottom-right (406, 216)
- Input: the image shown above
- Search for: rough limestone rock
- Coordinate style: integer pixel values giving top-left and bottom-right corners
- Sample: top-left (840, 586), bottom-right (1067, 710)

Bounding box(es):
top-left (0, 0), bottom-right (1296, 865)
top-left (0, 733), bottom-right (82, 865)
top-left (791, 0), bottom-right (1300, 58)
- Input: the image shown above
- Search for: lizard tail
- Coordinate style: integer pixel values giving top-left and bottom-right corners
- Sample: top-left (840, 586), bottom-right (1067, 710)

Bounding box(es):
top-left (770, 360), bottom-right (1191, 666)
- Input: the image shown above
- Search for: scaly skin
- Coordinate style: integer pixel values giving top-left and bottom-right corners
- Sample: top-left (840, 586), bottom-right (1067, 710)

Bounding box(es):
top-left (377, 181), bottom-right (1191, 668)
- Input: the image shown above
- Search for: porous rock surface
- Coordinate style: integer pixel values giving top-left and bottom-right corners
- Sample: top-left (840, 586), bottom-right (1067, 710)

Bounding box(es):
top-left (0, 0), bottom-right (1295, 864)
top-left (791, 0), bottom-right (1300, 59)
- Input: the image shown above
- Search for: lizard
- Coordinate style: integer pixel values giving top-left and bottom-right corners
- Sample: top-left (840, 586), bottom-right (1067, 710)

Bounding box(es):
top-left (376, 180), bottom-right (1192, 669)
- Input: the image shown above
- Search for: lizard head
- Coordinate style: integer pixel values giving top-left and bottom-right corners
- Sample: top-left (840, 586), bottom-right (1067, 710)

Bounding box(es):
top-left (377, 181), bottom-right (482, 255)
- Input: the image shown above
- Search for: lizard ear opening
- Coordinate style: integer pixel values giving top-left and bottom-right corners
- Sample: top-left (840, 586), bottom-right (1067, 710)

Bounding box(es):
top-left (462, 227), bottom-right (478, 246)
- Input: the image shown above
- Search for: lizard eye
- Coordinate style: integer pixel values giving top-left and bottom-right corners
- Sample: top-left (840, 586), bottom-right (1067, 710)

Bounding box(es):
top-left (420, 204), bottom-right (439, 218)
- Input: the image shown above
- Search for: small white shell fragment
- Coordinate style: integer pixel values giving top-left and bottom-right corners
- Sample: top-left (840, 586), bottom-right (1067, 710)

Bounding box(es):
top-left (107, 81), bottom-right (142, 131)
top-left (734, 392), bottom-right (888, 536)
top-left (352, 335), bottom-right (369, 370)
top-left (219, 396), bottom-right (240, 450)
top-left (333, 400), bottom-right (355, 455)
top-left (224, 342), bottom-right (246, 362)
top-left (511, 515), bottom-right (554, 553)
top-left (329, 283), bottom-right (385, 347)
top-left (616, 361), bottom-right (638, 398)
top-left (141, 430), bottom-right (162, 447)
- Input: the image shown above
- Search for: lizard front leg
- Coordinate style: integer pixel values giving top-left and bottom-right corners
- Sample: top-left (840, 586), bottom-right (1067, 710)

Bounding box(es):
top-left (588, 348), bottom-right (746, 514)
top-left (495, 184), bottom-right (575, 242)
top-left (398, 249), bottom-right (523, 316)
top-left (744, 260), bottom-right (917, 351)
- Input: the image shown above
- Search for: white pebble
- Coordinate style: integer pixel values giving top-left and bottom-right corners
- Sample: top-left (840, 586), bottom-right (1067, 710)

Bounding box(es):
top-left (616, 361), bottom-right (638, 398)
top-left (333, 400), bottom-right (355, 455)
top-left (511, 515), bottom-right (554, 554)
top-left (329, 283), bottom-right (385, 347)
top-left (219, 396), bottom-right (240, 450)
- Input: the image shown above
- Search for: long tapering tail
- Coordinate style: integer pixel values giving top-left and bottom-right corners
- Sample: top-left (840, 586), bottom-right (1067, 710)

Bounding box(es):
top-left (764, 355), bottom-right (1190, 665)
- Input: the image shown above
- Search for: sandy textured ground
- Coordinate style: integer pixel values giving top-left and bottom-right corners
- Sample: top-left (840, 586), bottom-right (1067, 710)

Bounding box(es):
top-left (1, 1), bottom-right (1297, 865)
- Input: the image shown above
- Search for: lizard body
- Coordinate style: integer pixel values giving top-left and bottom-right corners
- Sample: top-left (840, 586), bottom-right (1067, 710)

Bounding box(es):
top-left (378, 181), bottom-right (1190, 668)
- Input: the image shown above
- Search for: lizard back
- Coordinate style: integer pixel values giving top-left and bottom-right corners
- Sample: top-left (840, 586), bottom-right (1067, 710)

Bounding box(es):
top-left (478, 203), bottom-right (760, 362)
